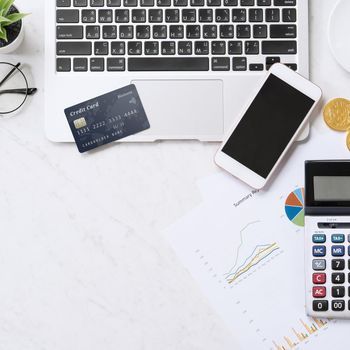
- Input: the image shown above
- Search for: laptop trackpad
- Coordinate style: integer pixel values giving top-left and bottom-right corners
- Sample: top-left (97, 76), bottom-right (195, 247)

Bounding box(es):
top-left (131, 80), bottom-right (224, 140)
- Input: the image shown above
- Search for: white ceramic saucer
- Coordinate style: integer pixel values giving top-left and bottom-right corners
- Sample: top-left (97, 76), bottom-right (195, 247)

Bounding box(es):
top-left (328, 0), bottom-right (350, 73)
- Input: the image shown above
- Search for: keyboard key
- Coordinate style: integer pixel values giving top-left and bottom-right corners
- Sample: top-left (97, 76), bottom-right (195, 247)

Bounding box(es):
top-left (115, 9), bottom-right (129, 22)
top-left (144, 41), bottom-right (159, 54)
top-left (103, 25), bottom-right (117, 39)
top-left (106, 0), bottom-right (121, 5)
top-left (332, 234), bottom-right (345, 243)
top-left (128, 57), bottom-right (209, 71)
top-left (313, 273), bottom-right (326, 284)
top-left (266, 8), bottom-right (279, 22)
top-left (332, 286), bottom-right (345, 298)
top-left (257, 0), bottom-right (271, 5)
top-left (253, 24), bottom-right (267, 38)
top-left (132, 9), bottom-right (146, 22)
top-left (262, 40), bottom-right (297, 54)
top-left (212, 57), bottom-right (230, 71)
top-left (90, 57), bottom-right (105, 71)
top-left (174, 0), bottom-right (188, 5)
top-left (107, 57), bottom-right (125, 71)
top-left (57, 41), bottom-right (92, 55)
top-left (153, 25), bottom-right (167, 38)
top-left (332, 245), bottom-right (345, 257)
top-left (94, 41), bottom-right (109, 55)
top-left (203, 25), bottom-right (217, 38)
top-left (282, 8), bottom-right (296, 22)
top-left (161, 41), bottom-right (176, 55)
top-left (74, 0), bottom-right (88, 5)
top-left (313, 300), bottom-right (328, 312)
top-left (215, 9), bottom-right (229, 22)
top-left (182, 9), bottom-right (196, 22)
top-left (232, 9), bottom-right (246, 22)
top-left (124, 0), bottom-right (137, 6)
top-left (149, 9), bottom-right (163, 22)
top-left (332, 272), bottom-right (345, 284)
top-left (128, 41), bottom-right (142, 55)
top-left (140, 0), bottom-right (154, 5)
top-left (212, 41), bottom-right (226, 55)
top-left (86, 25), bottom-right (100, 39)
top-left (270, 24), bottom-right (296, 38)
top-left (241, 0), bottom-right (254, 5)
top-left (249, 8), bottom-right (263, 22)
top-left (91, 0), bottom-right (104, 6)
top-left (82, 10), bottom-right (96, 23)
top-left (312, 246), bottom-right (326, 257)
top-left (332, 259), bottom-right (345, 270)
top-left (187, 25), bottom-right (201, 38)
top-left (312, 259), bottom-right (326, 271)
top-left (274, 0), bottom-right (296, 6)
top-left (194, 41), bottom-right (209, 55)
top-left (57, 25), bottom-right (84, 39)
top-left (224, 0), bottom-right (238, 5)
top-left (57, 0), bottom-right (71, 7)
top-left (229, 41), bottom-right (242, 54)
top-left (312, 234), bottom-right (326, 243)
top-left (73, 57), bottom-right (88, 71)
top-left (220, 25), bottom-right (234, 38)
top-left (157, 0), bottom-right (171, 6)
top-left (199, 9), bottom-right (213, 22)
top-left (245, 41), bottom-right (259, 54)
top-left (266, 56), bottom-right (280, 65)
top-left (191, 0), bottom-right (204, 6)
top-left (249, 63), bottom-right (263, 71)
top-left (120, 25), bottom-right (134, 38)
top-left (332, 300), bottom-right (345, 312)
top-left (170, 25), bottom-right (184, 38)
top-left (237, 25), bottom-right (250, 38)
top-left (312, 286), bottom-right (326, 298)
top-left (232, 57), bottom-right (247, 70)
top-left (136, 25), bottom-right (151, 38)
top-left (111, 41), bottom-right (125, 55)
top-left (208, 0), bottom-right (221, 5)
top-left (285, 63), bottom-right (297, 70)
top-left (178, 41), bottom-right (192, 55)
top-left (57, 58), bottom-right (71, 72)
top-left (99, 9), bottom-right (113, 22)
top-left (57, 10), bottom-right (80, 23)
top-left (165, 9), bottom-right (180, 22)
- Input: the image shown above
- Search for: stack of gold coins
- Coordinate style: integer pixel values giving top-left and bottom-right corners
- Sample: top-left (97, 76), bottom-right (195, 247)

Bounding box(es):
top-left (323, 98), bottom-right (350, 150)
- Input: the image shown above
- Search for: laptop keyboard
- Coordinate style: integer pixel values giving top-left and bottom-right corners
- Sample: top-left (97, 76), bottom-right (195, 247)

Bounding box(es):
top-left (56, 0), bottom-right (298, 72)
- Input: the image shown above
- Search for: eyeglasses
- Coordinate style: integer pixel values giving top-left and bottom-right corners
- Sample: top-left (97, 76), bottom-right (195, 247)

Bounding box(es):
top-left (0, 62), bottom-right (37, 116)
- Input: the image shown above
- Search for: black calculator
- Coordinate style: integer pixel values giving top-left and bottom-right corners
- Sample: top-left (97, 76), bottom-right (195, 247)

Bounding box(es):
top-left (305, 160), bottom-right (350, 318)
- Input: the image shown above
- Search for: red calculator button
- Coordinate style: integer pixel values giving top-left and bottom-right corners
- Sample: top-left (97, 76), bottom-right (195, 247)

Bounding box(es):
top-left (313, 273), bottom-right (326, 284)
top-left (313, 286), bottom-right (326, 298)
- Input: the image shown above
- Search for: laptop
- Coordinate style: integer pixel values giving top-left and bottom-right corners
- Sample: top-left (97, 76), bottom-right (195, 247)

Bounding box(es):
top-left (45, 0), bottom-right (309, 142)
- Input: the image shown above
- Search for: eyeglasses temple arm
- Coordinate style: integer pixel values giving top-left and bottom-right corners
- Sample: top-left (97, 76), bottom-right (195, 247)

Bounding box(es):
top-left (0, 63), bottom-right (21, 87)
top-left (0, 88), bottom-right (37, 95)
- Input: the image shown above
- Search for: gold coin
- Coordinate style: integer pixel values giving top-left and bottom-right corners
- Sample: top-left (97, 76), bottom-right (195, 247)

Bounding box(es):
top-left (323, 98), bottom-right (350, 131)
top-left (347, 132), bottom-right (350, 151)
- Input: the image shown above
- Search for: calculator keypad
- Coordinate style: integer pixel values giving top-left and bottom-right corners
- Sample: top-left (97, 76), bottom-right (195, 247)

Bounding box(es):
top-left (311, 227), bottom-right (350, 314)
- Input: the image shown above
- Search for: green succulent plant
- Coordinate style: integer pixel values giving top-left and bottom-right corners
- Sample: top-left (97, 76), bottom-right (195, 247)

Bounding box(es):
top-left (0, 0), bottom-right (27, 42)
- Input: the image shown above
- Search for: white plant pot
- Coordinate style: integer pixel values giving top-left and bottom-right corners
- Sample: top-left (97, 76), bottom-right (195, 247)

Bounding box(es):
top-left (0, 24), bottom-right (24, 54)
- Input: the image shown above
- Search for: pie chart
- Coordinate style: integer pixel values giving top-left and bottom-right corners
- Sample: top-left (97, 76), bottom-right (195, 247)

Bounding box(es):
top-left (285, 188), bottom-right (305, 227)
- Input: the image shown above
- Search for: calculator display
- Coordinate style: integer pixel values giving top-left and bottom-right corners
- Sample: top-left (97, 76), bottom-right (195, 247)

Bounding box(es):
top-left (314, 176), bottom-right (350, 201)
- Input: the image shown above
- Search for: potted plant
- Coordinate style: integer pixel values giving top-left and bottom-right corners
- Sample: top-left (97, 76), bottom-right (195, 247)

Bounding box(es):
top-left (0, 0), bottom-right (27, 54)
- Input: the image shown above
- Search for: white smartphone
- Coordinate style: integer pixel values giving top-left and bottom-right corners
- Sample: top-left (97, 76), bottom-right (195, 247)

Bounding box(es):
top-left (215, 63), bottom-right (322, 189)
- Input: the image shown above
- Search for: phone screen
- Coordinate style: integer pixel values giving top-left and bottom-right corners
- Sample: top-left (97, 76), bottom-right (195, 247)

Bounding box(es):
top-left (222, 74), bottom-right (315, 179)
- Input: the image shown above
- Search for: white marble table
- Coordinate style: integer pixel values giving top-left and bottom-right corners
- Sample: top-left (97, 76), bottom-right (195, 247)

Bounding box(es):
top-left (0, 1), bottom-right (349, 349)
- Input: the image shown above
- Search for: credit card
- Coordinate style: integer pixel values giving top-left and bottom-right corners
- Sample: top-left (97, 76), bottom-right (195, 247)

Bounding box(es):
top-left (64, 84), bottom-right (150, 153)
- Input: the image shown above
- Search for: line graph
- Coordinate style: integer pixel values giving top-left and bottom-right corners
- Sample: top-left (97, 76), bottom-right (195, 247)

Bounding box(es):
top-left (224, 221), bottom-right (280, 284)
top-left (226, 243), bottom-right (279, 283)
